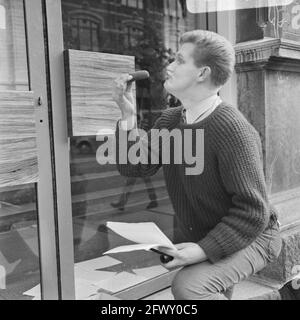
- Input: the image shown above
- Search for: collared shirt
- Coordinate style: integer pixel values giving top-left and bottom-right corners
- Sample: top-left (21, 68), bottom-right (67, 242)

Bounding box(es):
top-left (120, 94), bottom-right (222, 130)
top-left (182, 94), bottom-right (222, 124)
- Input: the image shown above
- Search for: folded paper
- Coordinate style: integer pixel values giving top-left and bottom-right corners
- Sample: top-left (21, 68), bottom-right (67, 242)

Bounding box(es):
top-left (104, 222), bottom-right (177, 255)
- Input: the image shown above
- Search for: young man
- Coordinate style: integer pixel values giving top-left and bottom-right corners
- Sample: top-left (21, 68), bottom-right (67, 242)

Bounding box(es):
top-left (112, 30), bottom-right (282, 300)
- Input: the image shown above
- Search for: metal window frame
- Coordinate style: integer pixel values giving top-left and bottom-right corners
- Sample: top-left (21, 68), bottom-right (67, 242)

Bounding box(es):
top-left (43, 0), bottom-right (75, 300)
top-left (24, 0), bottom-right (59, 300)
top-left (25, 0), bottom-right (76, 300)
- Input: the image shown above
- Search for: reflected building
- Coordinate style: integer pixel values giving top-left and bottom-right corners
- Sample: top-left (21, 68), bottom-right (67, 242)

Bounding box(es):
top-left (0, 0), bottom-right (28, 90)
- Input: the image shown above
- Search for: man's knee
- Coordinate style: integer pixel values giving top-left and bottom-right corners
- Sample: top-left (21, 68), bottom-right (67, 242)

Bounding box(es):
top-left (171, 267), bottom-right (211, 300)
top-left (171, 269), bottom-right (191, 300)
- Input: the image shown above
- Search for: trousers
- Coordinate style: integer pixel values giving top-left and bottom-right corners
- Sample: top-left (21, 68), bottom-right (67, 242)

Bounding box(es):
top-left (171, 223), bottom-right (282, 300)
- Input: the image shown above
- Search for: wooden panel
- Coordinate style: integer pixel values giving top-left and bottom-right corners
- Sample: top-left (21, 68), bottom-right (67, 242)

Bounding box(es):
top-left (65, 49), bottom-right (136, 137)
top-left (0, 91), bottom-right (38, 187)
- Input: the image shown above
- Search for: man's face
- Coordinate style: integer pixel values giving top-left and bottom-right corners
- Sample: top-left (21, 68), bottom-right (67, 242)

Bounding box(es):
top-left (164, 43), bottom-right (203, 97)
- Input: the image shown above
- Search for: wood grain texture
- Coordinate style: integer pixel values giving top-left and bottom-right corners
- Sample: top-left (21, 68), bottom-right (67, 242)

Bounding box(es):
top-left (65, 49), bottom-right (136, 137)
top-left (0, 91), bottom-right (38, 188)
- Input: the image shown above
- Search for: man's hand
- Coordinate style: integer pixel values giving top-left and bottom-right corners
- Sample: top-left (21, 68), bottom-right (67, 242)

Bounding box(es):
top-left (159, 243), bottom-right (208, 269)
top-left (112, 74), bottom-right (135, 120)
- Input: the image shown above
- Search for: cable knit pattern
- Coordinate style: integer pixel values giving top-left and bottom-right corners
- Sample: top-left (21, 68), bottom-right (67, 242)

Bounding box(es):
top-left (115, 103), bottom-right (278, 263)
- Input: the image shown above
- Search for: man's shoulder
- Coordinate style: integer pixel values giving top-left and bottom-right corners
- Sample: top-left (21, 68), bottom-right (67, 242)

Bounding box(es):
top-left (212, 102), bottom-right (259, 137)
top-left (208, 102), bottom-right (262, 154)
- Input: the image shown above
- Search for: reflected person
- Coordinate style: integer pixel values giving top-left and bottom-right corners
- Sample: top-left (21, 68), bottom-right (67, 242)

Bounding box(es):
top-left (111, 114), bottom-right (158, 211)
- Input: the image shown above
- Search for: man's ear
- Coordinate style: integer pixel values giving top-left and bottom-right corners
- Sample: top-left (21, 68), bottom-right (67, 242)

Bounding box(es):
top-left (197, 66), bottom-right (211, 83)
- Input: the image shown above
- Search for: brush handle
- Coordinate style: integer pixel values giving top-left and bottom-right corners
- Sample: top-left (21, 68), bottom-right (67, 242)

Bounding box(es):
top-left (150, 248), bottom-right (174, 264)
top-left (128, 70), bottom-right (150, 83)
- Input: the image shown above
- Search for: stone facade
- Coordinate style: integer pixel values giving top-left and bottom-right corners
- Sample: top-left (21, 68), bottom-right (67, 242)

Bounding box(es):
top-left (235, 21), bottom-right (300, 285)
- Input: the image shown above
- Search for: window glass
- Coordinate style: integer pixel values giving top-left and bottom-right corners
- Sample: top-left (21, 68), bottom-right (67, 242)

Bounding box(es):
top-left (0, 0), bottom-right (41, 300)
top-left (0, 0), bottom-right (28, 90)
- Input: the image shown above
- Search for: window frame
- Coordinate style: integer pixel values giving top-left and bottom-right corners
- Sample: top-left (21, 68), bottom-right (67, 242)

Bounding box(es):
top-left (22, 0), bottom-right (63, 299)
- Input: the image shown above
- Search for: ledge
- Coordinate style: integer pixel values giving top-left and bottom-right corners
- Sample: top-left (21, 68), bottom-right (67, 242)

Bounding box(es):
top-left (235, 37), bottom-right (300, 65)
top-left (270, 187), bottom-right (300, 232)
top-left (142, 280), bottom-right (282, 300)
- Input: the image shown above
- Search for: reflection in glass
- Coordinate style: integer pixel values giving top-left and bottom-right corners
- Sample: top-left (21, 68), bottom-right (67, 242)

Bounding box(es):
top-left (0, 0), bottom-right (28, 91)
top-left (0, 184), bottom-right (40, 300)
top-left (0, 0), bottom-right (40, 300)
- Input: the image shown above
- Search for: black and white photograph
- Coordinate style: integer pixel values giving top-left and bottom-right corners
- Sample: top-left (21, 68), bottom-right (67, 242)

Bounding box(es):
top-left (0, 0), bottom-right (300, 304)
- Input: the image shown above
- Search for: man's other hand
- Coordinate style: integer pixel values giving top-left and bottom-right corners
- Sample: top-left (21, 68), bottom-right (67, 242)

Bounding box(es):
top-left (159, 243), bottom-right (208, 269)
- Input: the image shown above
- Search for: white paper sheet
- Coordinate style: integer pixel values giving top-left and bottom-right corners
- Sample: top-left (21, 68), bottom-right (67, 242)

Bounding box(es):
top-left (96, 272), bottom-right (147, 293)
top-left (75, 266), bottom-right (116, 284)
top-left (105, 222), bottom-right (177, 255)
top-left (75, 278), bottom-right (99, 300)
top-left (75, 256), bottom-right (121, 271)
top-left (104, 243), bottom-right (165, 255)
top-left (132, 265), bottom-right (169, 280)
top-left (23, 284), bottom-right (41, 298)
top-left (23, 282), bottom-right (97, 300)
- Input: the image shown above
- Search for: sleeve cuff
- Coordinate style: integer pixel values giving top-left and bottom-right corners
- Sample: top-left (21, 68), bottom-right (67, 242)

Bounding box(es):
top-left (118, 117), bottom-right (137, 131)
top-left (198, 235), bottom-right (226, 264)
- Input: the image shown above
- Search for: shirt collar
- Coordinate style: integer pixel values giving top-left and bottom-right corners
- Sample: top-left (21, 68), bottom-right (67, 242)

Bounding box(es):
top-left (184, 94), bottom-right (221, 124)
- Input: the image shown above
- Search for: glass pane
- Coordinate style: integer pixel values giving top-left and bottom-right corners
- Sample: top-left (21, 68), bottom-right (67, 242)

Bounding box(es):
top-left (0, 0), bottom-right (28, 91)
top-left (62, 0), bottom-right (206, 299)
top-left (0, 0), bottom-right (41, 300)
top-left (0, 185), bottom-right (40, 300)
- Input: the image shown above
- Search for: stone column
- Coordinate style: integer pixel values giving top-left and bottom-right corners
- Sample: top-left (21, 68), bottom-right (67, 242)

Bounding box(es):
top-left (235, 36), bottom-right (300, 286)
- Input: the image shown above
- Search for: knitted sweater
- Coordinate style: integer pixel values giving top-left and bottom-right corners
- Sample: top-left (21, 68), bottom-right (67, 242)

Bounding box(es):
top-left (115, 102), bottom-right (278, 263)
